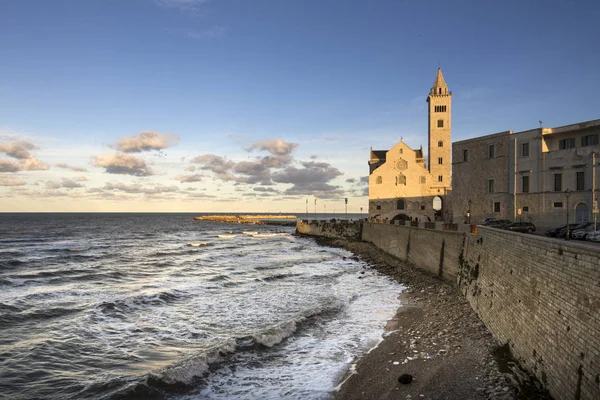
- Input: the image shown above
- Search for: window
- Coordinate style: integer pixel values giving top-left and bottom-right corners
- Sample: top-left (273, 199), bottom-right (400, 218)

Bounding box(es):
top-left (376, 176), bottom-right (382, 184)
top-left (376, 205), bottom-right (381, 210)
top-left (559, 138), bottom-right (576, 150)
top-left (581, 134), bottom-right (599, 147)
top-left (554, 173), bottom-right (562, 192)
top-left (438, 157), bottom-right (443, 164)
top-left (434, 105), bottom-right (447, 112)
top-left (463, 149), bottom-right (468, 162)
top-left (577, 171), bottom-right (585, 191)
top-left (438, 140), bottom-right (444, 147)
top-left (553, 202), bottom-right (563, 208)
top-left (419, 176), bottom-right (426, 184)
top-left (522, 176), bottom-right (529, 193)
top-left (494, 202), bottom-right (501, 213)
top-left (488, 179), bottom-right (495, 193)
top-left (522, 206), bottom-right (529, 212)
top-left (437, 119), bottom-right (444, 128)
top-left (420, 205), bottom-right (425, 210)
top-left (522, 142), bottom-right (529, 157)
top-left (488, 145), bottom-right (495, 158)
top-left (438, 175), bottom-right (443, 182)
top-left (397, 199), bottom-right (405, 210)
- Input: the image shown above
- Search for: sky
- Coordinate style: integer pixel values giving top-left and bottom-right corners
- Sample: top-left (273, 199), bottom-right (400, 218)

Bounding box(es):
top-left (1, 0), bottom-right (599, 213)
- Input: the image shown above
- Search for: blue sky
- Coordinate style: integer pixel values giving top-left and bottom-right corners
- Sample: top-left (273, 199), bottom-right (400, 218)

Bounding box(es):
top-left (1, 0), bottom-right (599, 212)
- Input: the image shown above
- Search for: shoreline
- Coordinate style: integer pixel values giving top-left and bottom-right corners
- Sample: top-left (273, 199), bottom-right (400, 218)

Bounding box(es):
top-left (314, 237), bottom-right (549, 400)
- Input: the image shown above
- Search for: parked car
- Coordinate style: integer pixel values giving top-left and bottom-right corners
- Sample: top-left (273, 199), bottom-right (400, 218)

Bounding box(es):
top-left (545, 225), bottom-right (567, 237)
top-left (482, 219), bottom-right (511, 229)
top-left (586, 230), bottom-right (600, 242)
top-left (504, 222), bottom-right (536, 233)
top-left (571, 223), bottom-right (600, 240)
top-left (559, 222), bottom-right (589, 239)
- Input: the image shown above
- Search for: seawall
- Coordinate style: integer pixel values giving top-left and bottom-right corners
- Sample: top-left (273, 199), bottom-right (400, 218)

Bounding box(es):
top-left (297, 219), bottom-right (600, 400)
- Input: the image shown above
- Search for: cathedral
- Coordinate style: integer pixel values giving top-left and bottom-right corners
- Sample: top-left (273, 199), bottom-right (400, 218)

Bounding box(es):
top-left (368, 69), bottom-right (453, 221)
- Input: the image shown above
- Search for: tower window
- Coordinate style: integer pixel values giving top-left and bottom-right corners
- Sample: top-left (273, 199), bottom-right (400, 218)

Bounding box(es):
top-left (376, 176), bottom-right (382, 184)
top-left (437, 119), bottom-right (444, 128)
top-left (488, 145), bottom-right (495, 158)
top-left (438, 175), bottom-right (443, 182)
top-left (438, 88), bottom-right (442, 94)
top-left (463, 149), bottom-right (468, 162)
top-left (438, 140), bottom-right (443, 147)
top-left (438, 157), bottom-right (443, 164)
top-left (434, 105), bottom-right (447, 112)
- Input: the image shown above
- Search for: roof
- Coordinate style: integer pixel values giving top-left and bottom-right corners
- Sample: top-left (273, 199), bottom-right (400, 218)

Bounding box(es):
top-left (432, 68), bottom-right (448, 90)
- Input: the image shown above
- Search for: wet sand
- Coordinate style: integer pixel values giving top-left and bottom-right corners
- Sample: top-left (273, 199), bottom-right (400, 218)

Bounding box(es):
top-left (316, 238), bottom-right (550, 400)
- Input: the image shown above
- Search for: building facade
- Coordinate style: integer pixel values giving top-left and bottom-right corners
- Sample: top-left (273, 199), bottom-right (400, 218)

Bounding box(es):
top-left (369, 68), bottom-right (599, 228)
top-left (452, 120), bottom-right (600, 227)
top-left (368, 69), bottom-right (452, 221)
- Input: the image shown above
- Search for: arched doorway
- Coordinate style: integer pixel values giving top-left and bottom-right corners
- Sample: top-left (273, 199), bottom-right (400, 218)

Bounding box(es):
top-left (575, 203), bottom-right (589, 223)
top-left (432, 196), bottom-right (443, 221)
top-left (396, 199), bottom-right (405, 210)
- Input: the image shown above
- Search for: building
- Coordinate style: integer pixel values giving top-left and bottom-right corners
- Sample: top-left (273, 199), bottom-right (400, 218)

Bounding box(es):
top-left (452, 121), bottom-right (600, 227)
top-left (369, 68), bottom-right (600, 227)
top-left (368, 69), bottom-right (452, 221)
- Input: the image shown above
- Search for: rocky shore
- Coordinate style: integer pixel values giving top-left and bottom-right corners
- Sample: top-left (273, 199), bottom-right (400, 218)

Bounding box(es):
top-left (315, 238), bottom-right (551, 400)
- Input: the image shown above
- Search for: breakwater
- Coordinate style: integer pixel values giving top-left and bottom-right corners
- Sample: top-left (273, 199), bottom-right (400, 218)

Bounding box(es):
top-left (194, 215), bottom-right (297, 225)
top-left (297, 219), bottom-right (600, 400)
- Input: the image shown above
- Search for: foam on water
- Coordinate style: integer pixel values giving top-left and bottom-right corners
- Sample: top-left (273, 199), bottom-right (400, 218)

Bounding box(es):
top-left (0, 213), bottom-right (403, 400)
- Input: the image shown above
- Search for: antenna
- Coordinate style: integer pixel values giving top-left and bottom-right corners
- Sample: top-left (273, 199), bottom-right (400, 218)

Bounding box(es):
top-left (539, 120), bottom-right (543, 128)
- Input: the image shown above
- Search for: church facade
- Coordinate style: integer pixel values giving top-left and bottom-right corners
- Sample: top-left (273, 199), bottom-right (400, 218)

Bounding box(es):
top-left (368, 69), bottom-right (453, 221)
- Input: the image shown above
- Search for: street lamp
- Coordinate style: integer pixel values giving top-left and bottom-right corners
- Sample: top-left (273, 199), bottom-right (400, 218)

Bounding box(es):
top-left (360, 206), bottom-right (363, 220)
top-left (565, 189), bottom-right (571, 240)
top-left (467, 199), bottom-right (472, 224)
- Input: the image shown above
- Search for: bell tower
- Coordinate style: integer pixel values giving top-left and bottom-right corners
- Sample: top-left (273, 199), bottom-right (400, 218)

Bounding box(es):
top-left (427, 68), bottom-right (452, 187)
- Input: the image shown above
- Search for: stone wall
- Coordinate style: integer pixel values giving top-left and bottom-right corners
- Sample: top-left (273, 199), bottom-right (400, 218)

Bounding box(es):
top-left (297, 220), bottom-right (600, 399)
top-left (362, 221), bottom-right (464, 282)
top-left (296, 219), bottom-right (362, 241)
top-left (459, 227), bottom-right (600, 400)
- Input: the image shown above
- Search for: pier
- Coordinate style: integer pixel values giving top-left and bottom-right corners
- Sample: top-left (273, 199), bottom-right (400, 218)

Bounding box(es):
top-left (194, 215), bottom-right (297, 225)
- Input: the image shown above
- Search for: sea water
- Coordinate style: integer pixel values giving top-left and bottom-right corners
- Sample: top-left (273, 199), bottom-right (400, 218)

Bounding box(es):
top-left (0, 213), bottom-right (403, 399)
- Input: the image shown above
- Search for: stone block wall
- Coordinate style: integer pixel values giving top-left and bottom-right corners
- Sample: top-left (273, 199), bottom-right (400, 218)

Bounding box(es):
top-left (459, 227), bottom-right (600, 400)
top-left (362, 221), bottom-right (463, 281)
top-left (296, 220), bottom-right (362, 241)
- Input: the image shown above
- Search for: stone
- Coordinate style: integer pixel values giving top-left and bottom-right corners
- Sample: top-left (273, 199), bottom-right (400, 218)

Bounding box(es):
top-left (398, 374), bottom-right (413, 384)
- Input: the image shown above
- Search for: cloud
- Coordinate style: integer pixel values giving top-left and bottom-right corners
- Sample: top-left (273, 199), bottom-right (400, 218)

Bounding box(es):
top-left (0, 177), bottom-right (26, 186)
top-left (192, 154), bottom-right (235, 174)
top-left (253, 187), bottom-right (279, 193)
top-left (0, 140), bottom-right (37, 159)
top-left (246, 139), bottom-right (298, 156)
top-left (174, 173), bottom-right (204, 183)
top-left (93, 153), bottom-right (153, 176)
top-left (346, 178), bottom-right (356, 183)
top-left (103, 182), bottom-right (179, 195)
top-left (232, 160), bottom-right (271, 184)
top-left (0, 160), bottom-right (21, 172)
top-left (109, 131), bottom-right (179, 153)
top-left (186, 165), bottom-right (196, 172)
top-left (55, 163), bottom-right (88, 172)
top-left (155, 0), bottom-right (209, 12)
top-left (45, 178), bottom-right (85, 190)
top-left (21, 158), bottom-right (50, 171)
top-left (272, 161), bottom-right (344, 197)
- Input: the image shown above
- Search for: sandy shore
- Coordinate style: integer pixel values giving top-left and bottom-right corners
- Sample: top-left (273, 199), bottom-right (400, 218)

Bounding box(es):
top-left (315, 238), bottom-right (550, 400)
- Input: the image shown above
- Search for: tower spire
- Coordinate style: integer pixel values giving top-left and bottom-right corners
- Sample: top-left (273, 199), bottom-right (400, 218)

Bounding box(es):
top-left (430, 68), bottom-right (449, 96)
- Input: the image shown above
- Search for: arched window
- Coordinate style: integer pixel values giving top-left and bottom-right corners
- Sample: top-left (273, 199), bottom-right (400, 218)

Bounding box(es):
top-left (397, 199), bottom-right (405, 210)
top-left (376, 176), bottom-right (382, 184)
top-left (438, 140), bottom-right (443, 147)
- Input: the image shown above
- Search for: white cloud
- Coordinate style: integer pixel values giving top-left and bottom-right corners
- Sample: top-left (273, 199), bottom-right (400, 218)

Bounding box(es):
top-left (0, 178), bottom-right (26, 186)
top-left (109, 131), bottom-right (179, 153)
top-left (93, 153), bottom-right (153, 176)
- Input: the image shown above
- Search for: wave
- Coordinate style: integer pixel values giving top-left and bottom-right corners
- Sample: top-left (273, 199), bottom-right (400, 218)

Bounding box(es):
top-left (1, 305), bottom-right (85, 327)
top-left (187, 242), bottom-right (209, 247)
top-left (94, 289), bottom-right (186, 317)
top-left (217, 234), bottom-right (237, 239)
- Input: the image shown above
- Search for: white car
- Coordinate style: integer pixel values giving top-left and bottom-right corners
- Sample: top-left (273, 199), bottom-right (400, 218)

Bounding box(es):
top-left (572, 223), bottom-right (600, 240)
top-left (586, 230), bottom-right (600, 242)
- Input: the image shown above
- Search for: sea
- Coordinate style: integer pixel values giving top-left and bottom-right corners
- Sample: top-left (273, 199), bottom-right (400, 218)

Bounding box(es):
top-left (0, 213), bottom-right (404, 400)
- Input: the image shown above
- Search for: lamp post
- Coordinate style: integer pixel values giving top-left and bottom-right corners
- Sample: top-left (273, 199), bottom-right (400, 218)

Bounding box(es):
top-left (565, 189), bottom-right (571, 240)
top-left (360, 206), bottom-right (363, 220)
top-left (305, 198), bottom-right (308, 220)
top-left (467, 199), bottom-right (472, 224)
top-left (314, 198), bottom-right (317, 220)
